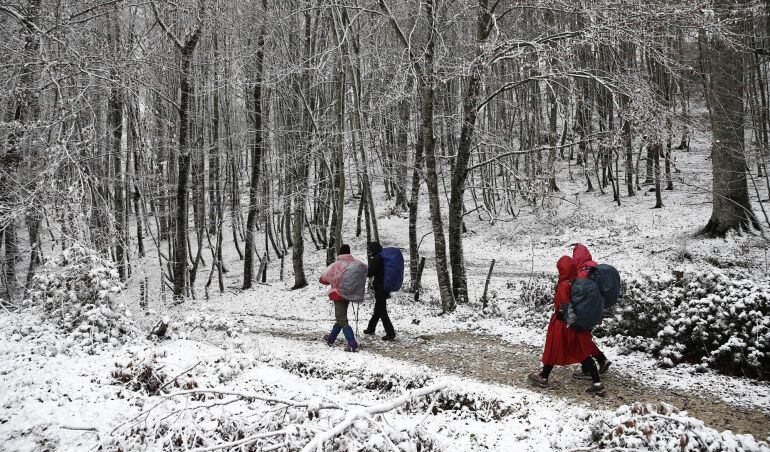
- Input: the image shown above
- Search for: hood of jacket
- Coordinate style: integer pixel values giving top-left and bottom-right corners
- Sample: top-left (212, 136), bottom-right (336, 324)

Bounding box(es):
top-left (557, 255), bottom-right (577, 282)
top-left (337, 253), bottom-right (357, 264)
top-left (367, 241), bottom-right (383, 257)
top-left (572, 244), bottom-right (596, 270)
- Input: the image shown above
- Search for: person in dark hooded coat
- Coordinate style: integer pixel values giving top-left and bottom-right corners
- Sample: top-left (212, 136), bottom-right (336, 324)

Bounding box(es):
top-left (528, 255), bottom-right (606, 395)
top-left (363, 241), bottom-right (396, 341)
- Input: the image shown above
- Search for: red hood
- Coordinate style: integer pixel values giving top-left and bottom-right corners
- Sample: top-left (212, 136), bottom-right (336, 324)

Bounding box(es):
top-left (557, 256), bottom-right (577, 282)
top-left (572, 244), bottom-right (596, 269)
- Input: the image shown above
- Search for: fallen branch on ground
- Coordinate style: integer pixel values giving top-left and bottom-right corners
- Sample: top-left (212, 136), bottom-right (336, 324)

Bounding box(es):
top-left (156, 360), bottom-right (200, 393)
top-left (300, 383), bottom-right (447, 452)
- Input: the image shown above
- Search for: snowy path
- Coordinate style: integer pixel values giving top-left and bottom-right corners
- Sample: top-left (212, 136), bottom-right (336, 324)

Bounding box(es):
top-left (169, 287), bottom-right (770, 440)
top-left (247, 327), bottom-right (770, 439)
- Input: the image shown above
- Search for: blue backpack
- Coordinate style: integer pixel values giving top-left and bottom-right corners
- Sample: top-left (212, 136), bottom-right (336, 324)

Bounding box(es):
top-left (380, 247), bottom-right (404, 293)
top-left (565, 279), bottom-right (604, 331)
top-left (589, 264), bottom-right (621, 309)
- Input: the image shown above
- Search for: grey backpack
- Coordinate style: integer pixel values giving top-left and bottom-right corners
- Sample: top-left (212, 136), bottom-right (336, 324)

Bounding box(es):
top-left (338, 260), bottom-right (367, 302)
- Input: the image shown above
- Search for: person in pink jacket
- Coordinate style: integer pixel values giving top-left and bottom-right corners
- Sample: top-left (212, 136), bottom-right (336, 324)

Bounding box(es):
top-left (319, 244), bottom-right (367, 352)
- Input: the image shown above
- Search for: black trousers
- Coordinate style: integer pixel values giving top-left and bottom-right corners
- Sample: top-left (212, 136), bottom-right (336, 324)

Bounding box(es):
top-left (366, 292), bottom-right (395, 336)
top-left (543, 357), bottom-right (600, 383)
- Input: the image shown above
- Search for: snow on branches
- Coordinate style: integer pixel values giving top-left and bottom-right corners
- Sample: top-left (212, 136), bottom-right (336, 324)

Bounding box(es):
top-left (25, 244), bottom-right (131, 352)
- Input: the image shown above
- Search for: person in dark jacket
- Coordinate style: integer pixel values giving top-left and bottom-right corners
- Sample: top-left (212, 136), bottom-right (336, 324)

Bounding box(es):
top-left (363, 241), bottom-right (396, 341)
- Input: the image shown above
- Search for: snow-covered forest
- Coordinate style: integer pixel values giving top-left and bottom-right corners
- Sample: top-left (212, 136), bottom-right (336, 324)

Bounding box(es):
top-left (2, 0), bottom-right (770, 450)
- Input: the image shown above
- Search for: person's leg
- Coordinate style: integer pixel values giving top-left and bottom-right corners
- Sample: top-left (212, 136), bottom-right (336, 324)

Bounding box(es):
top-left (593, 351), bottom-right (611, 373)
top-left (594, 352), bottom-right (608, 366)
top-left (337, 301), bottom-right (357, 350)
top-left (581, 357), bottom-right (606, 395)
top-left (325, 302), bottom-right (346, 345)
top-left (581, 358), bottom-right (600, 383)
top-left (365, 297), bottom-right (382, 334)
top-left (334, 301), bottom-right (349, 329)
top-left (379, 293), bottom-right (395, 338)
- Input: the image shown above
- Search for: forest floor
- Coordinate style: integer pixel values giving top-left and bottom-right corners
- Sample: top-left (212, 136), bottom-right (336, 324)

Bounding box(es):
top-left (3, 132), bottom-right (770, 450)
top-left (260, 329), bottom-right (770, 438)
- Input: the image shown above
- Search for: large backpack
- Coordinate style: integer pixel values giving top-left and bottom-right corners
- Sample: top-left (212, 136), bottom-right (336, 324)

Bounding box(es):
top-left (380, 247), bottom-right (404, 293)
top-left (564, 279), bottom-right (604, 331)
top-left (338, 260), bottom-right (368, 302)
top-left (589, 264), bottom-right (621, 309)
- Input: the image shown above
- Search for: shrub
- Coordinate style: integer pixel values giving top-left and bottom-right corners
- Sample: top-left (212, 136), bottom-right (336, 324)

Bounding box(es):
top-left (590, 402), bottom-right (767, 451)
top-left (599, 274), bottom-right (680, 338)
top-left (656, 275), bottom-right (770, 378)
top-left (112, 351), bottom-right (168, 395)
top-left (26, 245), bottom-right (130, 348)
top-left (598, 270), bottom-right (770, 379)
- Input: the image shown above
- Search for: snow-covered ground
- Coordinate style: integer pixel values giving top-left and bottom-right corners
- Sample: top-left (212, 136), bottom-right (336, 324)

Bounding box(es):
top-left (2, 134), bottom-right (770, 450)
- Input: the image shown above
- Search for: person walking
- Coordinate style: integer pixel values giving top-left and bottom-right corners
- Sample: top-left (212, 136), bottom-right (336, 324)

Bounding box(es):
top-left (571, 244), bottom-right (612, 379)
top-left (528, 255), bottom-right (607, 395)
top-left (363, 241), bottom-right (396, 341)
top-left (319, 244), bottom-right (367, 352)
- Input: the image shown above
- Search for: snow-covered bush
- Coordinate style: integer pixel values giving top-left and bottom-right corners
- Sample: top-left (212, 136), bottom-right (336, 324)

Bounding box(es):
top-left (26, 245), bottom-right (130, 348)
top-left (599, 270), bottom-right (770, 379)
top-left (112, 351), bottom-right (168, 395)
top-left (515, 278), bottom-right (553, 308)
top-left (212, 353), bottom-right (256, 383)
top-left (590, 402), bottom-right (768, 451)
top-left (656, 276), bottom-right (770, 378)
top-left (599, 274), bottom-right (680, 338)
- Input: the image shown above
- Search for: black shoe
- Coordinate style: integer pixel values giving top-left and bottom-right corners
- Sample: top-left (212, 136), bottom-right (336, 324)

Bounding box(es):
top-left (363, 329), bottom-right (375, 335)
top-left (572, 369), bottom-right (593, 380)
top-left (586, 383), bottom-right (606, 396)
top-left (598, 360), bottom-right (612, 375)
top-left (381, 334), bottom-right (396, 341)
top-left (528, 372), bottom-right (548, 388)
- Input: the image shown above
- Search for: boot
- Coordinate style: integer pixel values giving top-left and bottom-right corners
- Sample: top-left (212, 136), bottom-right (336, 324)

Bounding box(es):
top-left (325, 324), bottom-right (342, 346)
top-left (573, 360), bottom-right (612, 379)
top-left (527, 372), bottom-right (548, 388)
top-left (572, 369), bottom-right (593, 380)
top-left (586, 383), bottom-right (606, 396)
top-left (345, 341), bottom-right (359, 352)
top-left (363, 329), bottom-right (375, 335)
top-left (381, 334), bottom-right (396, 341)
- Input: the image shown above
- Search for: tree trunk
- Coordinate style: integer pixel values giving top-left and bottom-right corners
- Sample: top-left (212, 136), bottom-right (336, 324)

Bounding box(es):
top-left (154, 4), bottom-right (204, 299)
top-left (244, 7), bottom-right (267, 289)
top-left (2, 0), bottom-right (41, 300)
top-left (422, 0), bottom-right (455, 313)
top-left (702, 0), bottom-right (759, 235)
top-left (108, 69), bottom-right (126, 281)
top-left (447, 0), bottom-right (491, 305)
top-left (395, 96), bottom-right (410, 210)
top-left (408, 93), bottom-right (425, 292)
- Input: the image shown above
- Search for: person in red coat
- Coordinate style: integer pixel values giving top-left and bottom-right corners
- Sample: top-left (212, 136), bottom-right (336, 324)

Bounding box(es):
top-left (571, 244), bottom-right (612, 380)
top-left (528, 255), bottom-right (606, 395)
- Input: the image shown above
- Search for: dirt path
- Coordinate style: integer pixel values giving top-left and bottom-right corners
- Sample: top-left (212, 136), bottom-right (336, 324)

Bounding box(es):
top-left (259, 328), bottom-right (770, 439)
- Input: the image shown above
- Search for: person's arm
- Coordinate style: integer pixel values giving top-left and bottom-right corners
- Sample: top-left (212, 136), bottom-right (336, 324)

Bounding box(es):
top-left (367, 255), bottom-right (381, 278)
top-left (319, 263), bottom-right (334, 285)
top-left (555, 282), bottom-right (570, 321)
